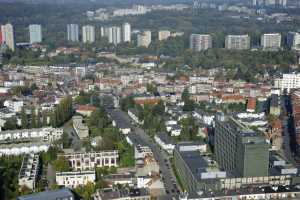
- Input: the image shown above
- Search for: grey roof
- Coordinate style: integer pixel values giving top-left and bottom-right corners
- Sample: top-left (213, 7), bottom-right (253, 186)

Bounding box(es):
top-left (17, 188), bottom-right (74, 200)
top-left (156, 132), bottom-right (174, 144)
top-left (107, 109), bottom-right (131, 129)
top-left (175, 148), bottom-right (208, 182)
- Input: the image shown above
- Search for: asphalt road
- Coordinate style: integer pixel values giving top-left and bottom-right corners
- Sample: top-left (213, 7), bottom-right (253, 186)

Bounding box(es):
top-left (112, 109), bottom-right (180, 200)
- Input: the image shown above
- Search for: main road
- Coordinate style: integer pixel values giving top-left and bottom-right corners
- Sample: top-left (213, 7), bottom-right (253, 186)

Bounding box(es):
top-left (109, 109), bottom-right (181, 200)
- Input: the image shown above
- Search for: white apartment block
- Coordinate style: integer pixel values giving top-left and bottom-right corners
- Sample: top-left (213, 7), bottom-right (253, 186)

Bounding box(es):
top-left (225, 35), bottom-right (250, 50)
top-left (3, 99), bottom-right (23, 112)
top-left (261, 33), bottom-right (281, 51)
top-left (0, 141), bottom-right (50, 156)
top-left (0, 127), bottom-right (63, 142)
top-left (18, 154), bottom-right (39, 190)
top-left (56, 171), bottom-right (96, 188)
top-left (59, 151), bottom-right (119, 171)
top-left (190, 34), bottom-right (212, 51)
top-left (82, 25), bottom-right (95, 43)
top-left (274, 73), bottom-right (300, 92)
top-left (122, 23), bottom-right (131, 42)
top-left (137, 30), bottom-right (151, 48)
top-left (1, 23), bottom-right (15, 51)
top-left (158, 30), bottom-right (171, 41)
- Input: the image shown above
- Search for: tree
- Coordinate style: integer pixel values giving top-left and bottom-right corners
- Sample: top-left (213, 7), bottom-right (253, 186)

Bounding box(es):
top-left (153, 101), bottom-right (165, 116)
top-left (3, 117), bottom-right (18, 130)
top-left (31, 108), bottom-right (37, 128)
top-left (74, 182), bottom-right (96, 200)
top-left (146, 83), bottom-right (158, 94)
top-left (21, 108), bottom-right (29, 129)
top-left (53, 156), bottom-right (70, 172)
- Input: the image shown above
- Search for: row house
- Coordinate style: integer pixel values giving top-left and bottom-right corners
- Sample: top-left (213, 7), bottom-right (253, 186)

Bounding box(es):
top-left (59, 151), bottom-right (119, 171)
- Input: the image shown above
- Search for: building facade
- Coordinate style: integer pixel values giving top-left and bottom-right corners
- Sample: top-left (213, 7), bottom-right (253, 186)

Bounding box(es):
top-left (190, 34), bottom-right (212, 51)
top-left (18, 154), bottom-right (39, 190)
top-left (274, 73), bottom-right (300, 92)
top-left (82, 25), bottom-right (95, 43)
top-left (215, 117), bottom-right (269, 177)
top-left (1, 23), bottom-right (15, 51)
top-left (137, 30), bottom-right (151, 48)
top-left (29, 24), bottom-right (42, 44)
top-left (59, 151), bottom-right (119, 170)
top-left (158, 30), bottom-right (171, 41)
top-left (56, 170), bottom-right (96, 188)
top-left (67, 24), bottom-right (79, 42)
top-left (225, 35), bottom-right (250, 50)
top-left (122, 23), bottom-right (131, 42)
top-left (261, 33), bottom-right (281, 51)
top-left (287, 32), bottom-right (300, 51)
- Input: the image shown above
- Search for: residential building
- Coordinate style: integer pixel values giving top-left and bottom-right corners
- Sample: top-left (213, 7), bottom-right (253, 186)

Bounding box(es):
top-left (56, 170), bottom-right (96, 188)
top-left (67, 24), bottom-right (79, 42)
top-left (72, 115), bottom-right (89, 139)
top-left (287, 32), bottom-right (300, 51)
top-left (174, 142), bottom-right (299, 199)
top-left (29, 24), bottom-right (42, 44)
top-left (93, 188), bottom-right (151, 200)
top-left (0, 141), bottom-right (50, 156)
top-left (82, 25), bottom-right (95, 43)
top-left (0, 127), bottom-right (63, 142)
top-left (154, 133), bottom-right (175, 154)
top-left (108, 109), bottom-right (131, 134)
top-left (122, 22), bottom-right (131, 42)
top-left (225, 34), bottom-right (250, 50)
top-left (215, 116), bottom-right (269, 177)
top-left (18, 154), bottom-right (39, 190)
top-left (76, 105), bottom-right (96, 117)
top-left (261, 33), bottom-right (281, 51)
top-left (128, 108), bottom-right (143, 125)
top-left (158, 30), bottom-right (171, 41)
top-left (3, 99), bottom-right (23, 112)
top-left (274, 73), bottom-right (300, 92)
top-left (137, 30), bottom-right (151, 47)
top-left (111, 26), bottom-right (122, 45)
top-left (1, 23), bottom-right (15, 51)
top-left (17, 188), bottom-right (75, 200)
top-left (59, 151), bottom-right (119, 171)
top-left (190, 34), bottom-right (212, 51)
top-left (269, 94), bottom-right (281, 116)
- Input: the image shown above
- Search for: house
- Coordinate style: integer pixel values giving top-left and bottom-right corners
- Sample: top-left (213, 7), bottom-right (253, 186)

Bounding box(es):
top-left (154, 133), bottom-right (175, 154)
top-left (76, 105), bottom-right (97, 117)
top-left (108, 109), bottom-right (131, 134)
top-left (56, 170), bottom-right (96, 188)
top-left (128, 108), bottom-right (143, 125)
top-left (58, 151), bottom-right (119, 171)
top-left (247, 97), bottom-right (256, 113)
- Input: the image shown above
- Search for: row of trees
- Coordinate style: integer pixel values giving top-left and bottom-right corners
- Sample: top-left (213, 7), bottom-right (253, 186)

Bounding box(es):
top-left (50, 96), bottom-right (73, 127)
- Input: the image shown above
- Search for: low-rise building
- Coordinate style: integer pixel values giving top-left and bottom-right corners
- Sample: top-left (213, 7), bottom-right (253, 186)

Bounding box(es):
top-left (56, 170), bottom-right (96, 188)
top-left (72, 115), bottom-right (89, 139)
top-left (59, 151), bottom-right (119, 170)
top-left (17, 188), bottom-right (75, 200)
top-left (18, 154), bottom-right (39, 190)
top-left (154, 133), bottom-right (175, 154)
top-left (128, 108), bottom-right (143, 125)
top-left (93, 188), bottom-right (151, 200)
top-left (0, 127), bottom-right (63, 142)
top-left (76, 105), bottom-right (97, 117)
